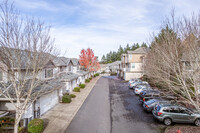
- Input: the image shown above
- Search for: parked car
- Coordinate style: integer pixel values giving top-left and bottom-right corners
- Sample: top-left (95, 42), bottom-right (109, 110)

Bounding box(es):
top-left (152, 103), bottom-right (200, 126)
top-left (143, 99), bottom-right (170, 112)
top-left (139, 90), bottom-right (161, 104)
top-left (129, 81), bottom-right (148, 89)
top-left (128, 79), bottom-right (141, 84)
top-left (134, 84), bottom-right (152, 95)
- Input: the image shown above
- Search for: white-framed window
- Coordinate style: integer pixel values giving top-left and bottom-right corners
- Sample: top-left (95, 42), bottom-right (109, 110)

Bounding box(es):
top-left (129, 55), bottom-right (132, 60)
top-left (0, 71), bottom-right (3, 81)
top-left (45, 69), bottom-right (53, 78)
top-left (131, 63), bottom-right (135, 68)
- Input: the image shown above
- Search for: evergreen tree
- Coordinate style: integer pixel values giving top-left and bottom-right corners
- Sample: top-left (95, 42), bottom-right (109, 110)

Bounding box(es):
top-left (101, 55), bottom-right (106, 64)
top-left (141, 42), bottom-right (148, 48)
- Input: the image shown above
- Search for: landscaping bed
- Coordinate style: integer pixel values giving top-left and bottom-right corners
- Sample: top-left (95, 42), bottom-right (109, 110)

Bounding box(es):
top-left (165, 126), bottom-right (200, 133)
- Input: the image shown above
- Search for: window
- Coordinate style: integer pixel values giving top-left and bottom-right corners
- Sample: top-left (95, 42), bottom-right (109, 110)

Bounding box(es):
top-left (129, 55), bottom-right (132, 60)
top-left (131, 63), bottom-right (135, 68)
top-left (163, 108), bottom-right (170, 112)
top-left (68, 66), bottom-right (72, 72)
top-left (0, 71), bottom-right (2, 81)
top-left (45, 69), bottom-right (53, 78)
top-left (170, 107), bottom-right (180, 113)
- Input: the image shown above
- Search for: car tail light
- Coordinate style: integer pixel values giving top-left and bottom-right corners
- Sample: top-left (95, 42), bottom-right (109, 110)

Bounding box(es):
top-left (143, 98), bottom-right (145, 102)
top-left (145, 104), bottom-right (149, 108)
top-left (157, 112), bottom-right (162, 116)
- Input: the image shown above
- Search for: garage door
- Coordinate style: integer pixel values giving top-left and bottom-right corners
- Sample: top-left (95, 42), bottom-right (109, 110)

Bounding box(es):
top-left (39, 90), bottom-right (58, 115)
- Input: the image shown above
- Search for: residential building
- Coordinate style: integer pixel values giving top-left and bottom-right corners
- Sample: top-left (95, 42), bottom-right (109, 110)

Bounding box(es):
top-left (120, 47), bottom-right (149, 80)
top-left (0, 48), bottom-right (91, 127)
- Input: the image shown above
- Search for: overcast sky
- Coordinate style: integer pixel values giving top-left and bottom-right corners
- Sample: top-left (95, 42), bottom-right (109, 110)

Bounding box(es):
top-left (14, 0), bottom-right (200, 59)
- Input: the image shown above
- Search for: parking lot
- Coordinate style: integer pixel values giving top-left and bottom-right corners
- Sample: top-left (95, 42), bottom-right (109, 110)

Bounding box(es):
top-left (108, 76), bottom-right (166, 133)
top-left (66, 76), bottom-right (199, 133)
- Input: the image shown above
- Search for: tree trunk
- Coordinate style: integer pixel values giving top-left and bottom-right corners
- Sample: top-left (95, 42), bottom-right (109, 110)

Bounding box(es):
top-left (14, 110), bottom-right (20, 133)
top-left (14, 123), bottom-right (19, 133)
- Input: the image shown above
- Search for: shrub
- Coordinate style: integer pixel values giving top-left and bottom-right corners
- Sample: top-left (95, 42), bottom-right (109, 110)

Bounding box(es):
top-left (79, 84), bottom-right (85, 88)
top-left (28, 119), bottom-right (44, 133)
top-left (96, 73), bottom-right (99, 76)
top-left (89, 77), bottom-right (92, 80)
top-left (73, 87), bottom-right (80, 92)
top-left (85, 79), bottom-right (90, 83)
top-left (70, 94), bottom-right (76, 98)
top-left (94, 75), bottom-right (96, 77)
top-left (62, 95), bottom-right (72, 103)
top-left (110, 72), bottom-right (117, 76)
top-left (101, 71), bottom-right (106, 74)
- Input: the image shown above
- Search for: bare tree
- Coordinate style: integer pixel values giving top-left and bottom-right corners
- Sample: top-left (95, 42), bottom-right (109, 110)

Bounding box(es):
top-left (0, 1), bottom-right (57, 132)
top-left (145, 12), bottom-right (200, 111)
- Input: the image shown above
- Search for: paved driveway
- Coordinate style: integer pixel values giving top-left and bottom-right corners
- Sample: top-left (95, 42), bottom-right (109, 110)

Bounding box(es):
top-left (65, 76), bottom-right (165, 133)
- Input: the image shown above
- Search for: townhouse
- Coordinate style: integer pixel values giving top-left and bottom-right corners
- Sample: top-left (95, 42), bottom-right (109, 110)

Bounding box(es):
top-left (119, 47), bottom-right (149, 80)
top-left (0, 48), bottom-right (92, 127)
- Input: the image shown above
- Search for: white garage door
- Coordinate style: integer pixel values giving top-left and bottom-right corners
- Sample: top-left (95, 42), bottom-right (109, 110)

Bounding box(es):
top-left (39, 90), bottom-right (58, 115)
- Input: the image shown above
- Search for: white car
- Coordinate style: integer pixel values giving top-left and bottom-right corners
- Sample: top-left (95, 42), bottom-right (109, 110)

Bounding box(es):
top-left (135, 85), bottom-right (152, 94)
top-left (128, 79), bottom-right (141, 84)
top-left (129, 81), bottom-right (142, 89)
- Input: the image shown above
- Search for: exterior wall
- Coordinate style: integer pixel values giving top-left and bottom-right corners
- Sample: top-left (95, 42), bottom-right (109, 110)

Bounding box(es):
top-left (66, 81), bottom-right (71, 92)
top-left (23, 104), bottom-right (34, 119)
top-left (39, 90), bottom-right (59, 116)
top-left (79, 76), bottom-right (85, 84)
top-left (124, 72), bottom-right (143, 80)
top-left (127, 63), bottom-right (143, 72)
top-left (128, 54), bottom-right (143, 63)
top-left (0, 102), bottom-right (15, 111)
top-left (72, 66), bottom-right (77, 73)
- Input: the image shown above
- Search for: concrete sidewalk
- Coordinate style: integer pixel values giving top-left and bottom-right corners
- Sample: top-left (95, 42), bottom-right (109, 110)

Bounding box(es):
top-left (42, 76), bottom-right (101, 133)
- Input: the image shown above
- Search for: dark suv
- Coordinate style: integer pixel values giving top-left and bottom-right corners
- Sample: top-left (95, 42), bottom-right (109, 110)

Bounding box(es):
top-left (143, 99), bottom-right (170, 112)
top-left (139, 90), bottom-right (161, 104)
top-left (152, 103), bottom-right (200, 126)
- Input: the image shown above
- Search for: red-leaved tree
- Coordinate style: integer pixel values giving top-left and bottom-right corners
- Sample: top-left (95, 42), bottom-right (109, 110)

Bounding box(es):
top-left (79, 48), bottom-right (100, 72)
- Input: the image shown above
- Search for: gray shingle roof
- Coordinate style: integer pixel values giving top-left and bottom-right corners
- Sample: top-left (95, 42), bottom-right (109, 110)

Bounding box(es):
top-left (51, 57), bottom-right (66, 67)
top-left (59, 72), bottom-right (79, 82)
top-left (76, 70), bottom-right (89, 76)
top-left (107, 61), bottom-right (121, 66)
top-left (71, 58), bottom-right (79, 66)
top-left (60, 57), bottom-right (71, 65)
top-left (0, 78), bottom-right (64, 99)
top-left (127, 47), bottom-right (149, 54)
top-left (0, 47), bottom-right (52, 70)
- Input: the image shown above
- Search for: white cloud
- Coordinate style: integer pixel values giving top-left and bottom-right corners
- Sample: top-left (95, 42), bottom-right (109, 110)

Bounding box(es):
top-left (13, 0), bottom-right (200, 59)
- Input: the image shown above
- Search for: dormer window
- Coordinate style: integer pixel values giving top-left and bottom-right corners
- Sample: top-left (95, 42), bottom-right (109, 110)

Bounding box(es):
top-left (45, 69), bottom-right (53, 78)
top-left (0, 71), bottom-right (3, 81)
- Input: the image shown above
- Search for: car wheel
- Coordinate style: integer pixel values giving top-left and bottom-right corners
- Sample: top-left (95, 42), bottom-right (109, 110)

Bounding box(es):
top-left (163, 118), bottom-right (172, 126)
top-left (195, 119), bottom-right (200, 126)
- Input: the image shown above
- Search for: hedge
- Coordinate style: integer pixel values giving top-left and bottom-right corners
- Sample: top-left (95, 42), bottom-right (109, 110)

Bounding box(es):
top-left (96, 73), bottom-right (99, 76)
top-left (28, 119), bottom-right (44, 133)
top-left (73, 87), bottom-right (80, 92)
top-left (79, 84), bottom-right (85, 88)
top-left (62, 95), bottom-right (72, 103)
top-left (85, 79), bottom-right (90, 83)
top-left (70, 94), bottom-right (76, 98)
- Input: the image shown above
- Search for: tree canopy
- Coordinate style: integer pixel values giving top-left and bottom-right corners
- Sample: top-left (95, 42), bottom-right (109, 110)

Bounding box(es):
top-left (100, 42), bottom-right (148, 64)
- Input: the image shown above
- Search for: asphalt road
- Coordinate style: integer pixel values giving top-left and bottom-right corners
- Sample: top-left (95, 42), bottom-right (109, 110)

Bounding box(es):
top-left (65, 76), bottom-right (165, 133)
